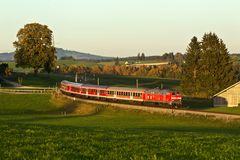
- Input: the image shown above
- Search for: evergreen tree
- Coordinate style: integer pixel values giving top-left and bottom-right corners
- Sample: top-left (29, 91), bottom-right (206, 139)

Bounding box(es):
top-left (181, 36), bottom-right (202, 96)
top-left (182, 33), bottom-right (236, 98)
top-left (200, 33), bottom-right (236, 97)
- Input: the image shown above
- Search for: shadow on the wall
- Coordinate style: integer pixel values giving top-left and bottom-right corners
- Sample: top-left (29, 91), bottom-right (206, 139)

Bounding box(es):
top-left (213, 96), bottom-right (228, 107)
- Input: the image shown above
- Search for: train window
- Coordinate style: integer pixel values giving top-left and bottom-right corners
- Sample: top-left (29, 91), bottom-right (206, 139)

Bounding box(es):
top-left (71, 87), bottom-right (80, 92)
top-left (108, 91), bottom-right (114, 95)
top-left (100, 90), bottom-right (105, 94)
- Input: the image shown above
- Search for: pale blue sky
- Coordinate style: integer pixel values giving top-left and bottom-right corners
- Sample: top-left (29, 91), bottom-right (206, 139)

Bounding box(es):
top-left (1, 0), bottom-right (240, 56)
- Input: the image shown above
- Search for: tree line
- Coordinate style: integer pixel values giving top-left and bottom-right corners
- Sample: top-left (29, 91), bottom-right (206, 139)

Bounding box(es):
top-left (57, 63), bottom-right (182, 79)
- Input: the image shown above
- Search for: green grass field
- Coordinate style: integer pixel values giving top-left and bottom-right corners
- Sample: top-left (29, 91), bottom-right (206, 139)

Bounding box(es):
top-left (95, 74), bottom-right (180, 89)
top-left (203, 106), bottom-right (240, 115)
top-left (0, 93), bottom-right (240, 159)
top-left (5, 72), bottom-right (180, 89)
top-left (6, 73), bottom-right (74, 87)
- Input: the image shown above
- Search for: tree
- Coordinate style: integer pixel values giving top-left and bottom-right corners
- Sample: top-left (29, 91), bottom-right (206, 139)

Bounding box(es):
top-left (115, 57), bottom-right (120, 66)
top-left (13, 23), bottom-right (56, 74)
top-left (182, 33), bottom-right (236, 98)
top-left (137, 53), bottom-right (141, 61)
top-left (162, 52), bottom-right (174, 63)
top-left (174, 52), bottom-right (184, 66)
top-left (199, 33), bottom-right (236, 97)
top-left (141, 53), bottom-right (145, 61)
top-left (0, 63), bottom-right (12, 77)
top-left (181, 36), bottom-right (202, 96)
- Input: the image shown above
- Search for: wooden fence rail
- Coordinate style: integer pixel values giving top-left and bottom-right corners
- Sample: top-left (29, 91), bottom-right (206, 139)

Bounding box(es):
top-left (0, 87), bottom-right (56, 94)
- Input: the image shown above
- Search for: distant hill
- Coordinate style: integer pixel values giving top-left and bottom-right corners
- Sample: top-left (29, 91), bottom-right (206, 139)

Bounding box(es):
top-left (0, 52), bottom-right (14, 61)
top-left (0, 48), bottom-right (113, 61)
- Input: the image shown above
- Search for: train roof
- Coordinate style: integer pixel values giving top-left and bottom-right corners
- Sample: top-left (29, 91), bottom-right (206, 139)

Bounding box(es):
top-left (61, 80), bottom-right (83, 87)
top-left (145, 89), bottom-right (171, 94)
top-left (108, 86), bottom-right (145, 92)
top-left (81, 84), bottom-right (108, 89)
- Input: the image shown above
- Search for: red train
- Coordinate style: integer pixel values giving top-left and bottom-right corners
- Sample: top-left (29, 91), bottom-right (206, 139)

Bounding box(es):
top-left (60, 80), bottom-right (182, 107)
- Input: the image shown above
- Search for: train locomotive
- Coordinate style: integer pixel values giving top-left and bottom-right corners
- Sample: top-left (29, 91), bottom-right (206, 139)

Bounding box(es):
top-left (60, 80), bottom-right (182, 107)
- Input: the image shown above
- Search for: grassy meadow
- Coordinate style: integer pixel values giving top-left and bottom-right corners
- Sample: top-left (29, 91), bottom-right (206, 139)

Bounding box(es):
top-left (4, 72), bottom-right (180, 89)
top-left (0, 93), bottom-right (240, 159)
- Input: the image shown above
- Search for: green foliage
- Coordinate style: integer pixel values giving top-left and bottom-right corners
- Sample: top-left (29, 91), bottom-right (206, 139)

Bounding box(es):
top-left (182, 36), bottom-right (201, 96)
top-left (0, 94), bottom-right (240, 159)
top-left (0, 63), bottom-right (12, 77)
top-left (115, 57), bottom-right (120, 66)
top-left (182, 33), bottom-right (236, 98)
top-left (203, 106), bottom-right (240, 115)
top-left (200, 33), bottom-right (236, 97)
top-left (13, 23), bottom-right (56, 74)
top-left (0, 94), bottom-right (56, 114)
top-left (8, 73), bottom-right (74, 87)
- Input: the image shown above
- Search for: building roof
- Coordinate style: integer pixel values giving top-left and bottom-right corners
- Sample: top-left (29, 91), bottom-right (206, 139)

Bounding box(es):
top-left (213, 81), bottom-right (240, 97)
top-left (126, 62), bottom-right (169, 67)
top-left (145, 89), bottom-right (171, 94)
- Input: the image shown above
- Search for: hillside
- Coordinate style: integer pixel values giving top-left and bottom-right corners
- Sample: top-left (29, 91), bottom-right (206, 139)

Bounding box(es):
top-left (0, 48), bottom-right (113, 61)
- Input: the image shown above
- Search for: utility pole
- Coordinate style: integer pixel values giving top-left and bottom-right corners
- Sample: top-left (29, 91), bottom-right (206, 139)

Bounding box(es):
top-left (161, 83), bottom-right (163, 89)
top-left (97, 78), bottom-right (100, 86)
top-left (75, 72), bottom-right (78, 82)
top-left (136, 79), bottom-right (138, 88)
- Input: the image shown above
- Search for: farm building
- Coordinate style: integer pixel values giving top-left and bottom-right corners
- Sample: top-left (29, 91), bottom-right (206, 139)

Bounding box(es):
top-left (213, 81), bottom-right (240, 107)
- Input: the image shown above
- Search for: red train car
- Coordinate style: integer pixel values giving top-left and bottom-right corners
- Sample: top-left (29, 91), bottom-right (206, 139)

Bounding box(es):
top-left (60, 80), bottom-right (182, 106)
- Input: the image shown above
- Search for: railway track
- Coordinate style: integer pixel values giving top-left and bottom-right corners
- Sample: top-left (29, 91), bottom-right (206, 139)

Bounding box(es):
top-left (60, 93), bottom-right (240, 121)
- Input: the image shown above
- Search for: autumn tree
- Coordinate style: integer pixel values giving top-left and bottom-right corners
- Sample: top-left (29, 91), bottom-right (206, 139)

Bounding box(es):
top-left (91, 65), bottom-right (102, 74)
top-left (102, 65), bottom-right (114, 74)
top-left (13, 23), bottom-right (56, 74)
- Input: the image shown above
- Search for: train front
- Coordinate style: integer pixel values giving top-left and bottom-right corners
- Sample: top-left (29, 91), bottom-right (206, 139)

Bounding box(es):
top-left (171, 91), bottom-right (182, 106)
